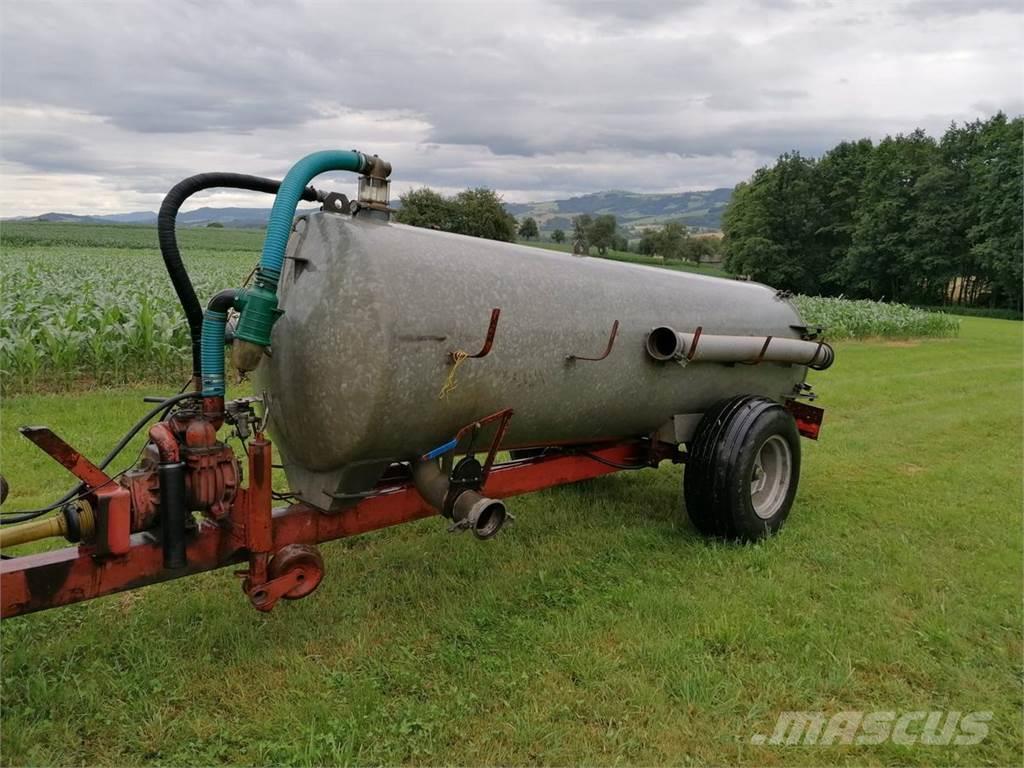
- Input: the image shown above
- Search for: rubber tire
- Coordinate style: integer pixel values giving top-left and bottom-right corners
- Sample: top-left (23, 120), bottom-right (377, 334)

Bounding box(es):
top-left (683, 395), bottom-right (801, 541)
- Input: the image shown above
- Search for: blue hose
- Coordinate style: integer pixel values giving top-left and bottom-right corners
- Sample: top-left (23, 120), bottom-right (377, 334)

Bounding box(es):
top-left (220, 150), bottom-right (380, 387)
top-left (199, 289), bottom-right (239, 397)
top-left (259, 150), bottom-right (368, 281)
top-left (200, 310), bottom-right (228, 396)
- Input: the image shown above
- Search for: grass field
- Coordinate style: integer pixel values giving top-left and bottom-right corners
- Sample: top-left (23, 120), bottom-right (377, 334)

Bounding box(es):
top-left (1, 316), bottom-right (1020, 766)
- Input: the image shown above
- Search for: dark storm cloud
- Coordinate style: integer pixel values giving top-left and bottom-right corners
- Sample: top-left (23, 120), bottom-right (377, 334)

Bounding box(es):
top-left (0, 0), bottom-right (1020, 215)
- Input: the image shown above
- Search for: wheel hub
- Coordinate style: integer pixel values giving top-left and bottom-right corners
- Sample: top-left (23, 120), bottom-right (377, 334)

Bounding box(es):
top-left (750, 435), bottom-right (792, 520)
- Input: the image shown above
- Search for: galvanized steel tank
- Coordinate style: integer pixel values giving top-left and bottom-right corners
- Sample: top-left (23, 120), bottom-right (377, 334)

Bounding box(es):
top-left (259, 211), bottom-right (810, 509)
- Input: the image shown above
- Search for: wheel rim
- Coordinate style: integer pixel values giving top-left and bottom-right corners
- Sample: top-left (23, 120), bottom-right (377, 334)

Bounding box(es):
top-left (750, 435), bottom-right (792, 520)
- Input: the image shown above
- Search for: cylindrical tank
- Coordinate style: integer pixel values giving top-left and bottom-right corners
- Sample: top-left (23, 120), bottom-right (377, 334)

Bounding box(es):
top-left (258, 212), bottom-right (809, 509)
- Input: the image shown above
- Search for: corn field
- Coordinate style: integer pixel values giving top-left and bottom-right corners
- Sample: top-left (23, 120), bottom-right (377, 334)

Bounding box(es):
top-left (1, 222), bottom-right (959, 394)
top-left (792, 295), bottom-right (960, 340)
top-left (1, 223), bottom-right (258, 393)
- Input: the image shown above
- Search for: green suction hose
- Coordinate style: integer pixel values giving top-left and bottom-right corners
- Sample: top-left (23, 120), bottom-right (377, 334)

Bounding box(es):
top-left (231, 150), bottom-right (384, 372)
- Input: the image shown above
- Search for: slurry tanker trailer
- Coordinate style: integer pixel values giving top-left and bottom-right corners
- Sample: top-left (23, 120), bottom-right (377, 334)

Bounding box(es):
top-left (0, 151), bottom-right (832, 617)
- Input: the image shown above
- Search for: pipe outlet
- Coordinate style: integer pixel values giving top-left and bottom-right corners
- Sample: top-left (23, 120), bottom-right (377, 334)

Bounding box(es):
top-left (646, 325), bottom-right (835, 370)
top-left (412, 459), bottom-right (508, 540)
top-left (451, 493), bottom-right (508, 540)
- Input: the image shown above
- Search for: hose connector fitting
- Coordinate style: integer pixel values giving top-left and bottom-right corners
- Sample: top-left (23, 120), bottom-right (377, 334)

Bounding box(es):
top-left (231, 277), bottom-right (281, 373)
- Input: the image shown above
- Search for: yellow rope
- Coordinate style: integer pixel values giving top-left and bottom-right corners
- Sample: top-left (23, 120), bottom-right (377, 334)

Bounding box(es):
top-left (439, 350), bottom-right (469, 399)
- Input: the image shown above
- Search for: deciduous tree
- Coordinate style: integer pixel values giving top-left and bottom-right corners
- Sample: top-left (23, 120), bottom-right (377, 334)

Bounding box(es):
top-left (518, 216), bottom-right (539, 240)
top-left (586, 214), bottom-right (617, 255)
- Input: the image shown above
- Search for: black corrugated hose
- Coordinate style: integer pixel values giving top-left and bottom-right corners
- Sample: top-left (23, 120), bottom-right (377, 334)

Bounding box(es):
top-left (157, 173), bottom-right (319, 380)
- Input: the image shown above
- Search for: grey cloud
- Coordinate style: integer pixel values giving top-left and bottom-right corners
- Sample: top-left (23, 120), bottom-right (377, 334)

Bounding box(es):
top-left (550, 0), bottom-right (704, 23)
top-left (899, 0), bottom-right (1024, 15)
top-left (971, 98), bottom-right (1024, 117)
top-left (0, 0), bottom-right (1020, 216)
top-left (0, 1), bottom-right (792, 155)
top-left (0, 1), bottom-right (328, 134)
top-left (1, 130), bottom-right (185, 194)
top-left (1, 134), bottom-right (101, 174)
top-left (553, 0), bottom-right (802, 20)
top-left (704, 88), bottom-right (810, 111)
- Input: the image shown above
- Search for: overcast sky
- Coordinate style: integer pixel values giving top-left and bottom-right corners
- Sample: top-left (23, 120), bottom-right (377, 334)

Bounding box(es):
top-left (1, 0), bottom-right (1020, 216)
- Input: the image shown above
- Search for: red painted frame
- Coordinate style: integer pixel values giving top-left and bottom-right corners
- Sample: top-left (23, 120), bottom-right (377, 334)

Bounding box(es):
top-left (1, 439), bottom-right (650, 618)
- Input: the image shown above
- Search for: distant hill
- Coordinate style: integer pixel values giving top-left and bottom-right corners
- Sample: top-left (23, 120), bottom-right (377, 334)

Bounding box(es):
top-left (6, 206), bottom-right (319, 229)
top-left (505, 188), bottom-right (732, 233)
top-left (6, 189), bottom-right (733, 231)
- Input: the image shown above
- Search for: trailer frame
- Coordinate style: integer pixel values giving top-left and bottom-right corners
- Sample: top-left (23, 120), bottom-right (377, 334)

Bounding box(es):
top-left (1, 437), bottom-right (664, 618)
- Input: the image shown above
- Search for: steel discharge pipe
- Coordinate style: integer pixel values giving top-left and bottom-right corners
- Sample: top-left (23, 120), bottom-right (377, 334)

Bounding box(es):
top-left (645, 325), bottom-right (835, 370)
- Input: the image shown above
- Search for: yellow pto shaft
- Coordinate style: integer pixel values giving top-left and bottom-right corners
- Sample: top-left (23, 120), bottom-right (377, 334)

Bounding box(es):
top-left (0, 503), bottom-right (94, 549)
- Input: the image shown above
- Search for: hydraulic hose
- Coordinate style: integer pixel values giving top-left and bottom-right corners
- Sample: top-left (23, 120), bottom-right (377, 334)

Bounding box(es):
top-left (157, 174), bottom-right (319, 382)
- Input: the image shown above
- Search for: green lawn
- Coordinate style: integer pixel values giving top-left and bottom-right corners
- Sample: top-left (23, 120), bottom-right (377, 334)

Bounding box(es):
top-left (1, 317), bottom-right (1020, 766)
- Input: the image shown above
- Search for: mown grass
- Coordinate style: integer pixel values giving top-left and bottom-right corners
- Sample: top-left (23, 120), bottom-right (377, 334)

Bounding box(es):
top-left (915, 304), bottom-right (1023, 322)
top-left (1, 317), bottom-right (1020, 766)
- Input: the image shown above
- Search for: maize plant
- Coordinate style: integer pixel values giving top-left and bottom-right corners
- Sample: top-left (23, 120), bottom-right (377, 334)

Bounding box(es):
top-left (1, 222), bottom-right (959, 394)
top-left (1, 223), bottom-right (259, 393)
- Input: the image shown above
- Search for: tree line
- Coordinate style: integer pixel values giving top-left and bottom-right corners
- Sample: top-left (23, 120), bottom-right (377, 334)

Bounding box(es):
top-left (394, 188), bottom-right (630, 254)
top-left (636, 222), bottom-right (721, 262)
top-left (722, 113), bottom-right (1022, 310)
top-left (396, 187), bottom-right (718, 262)
top-left (396, 187), bottom-right (518, 242)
